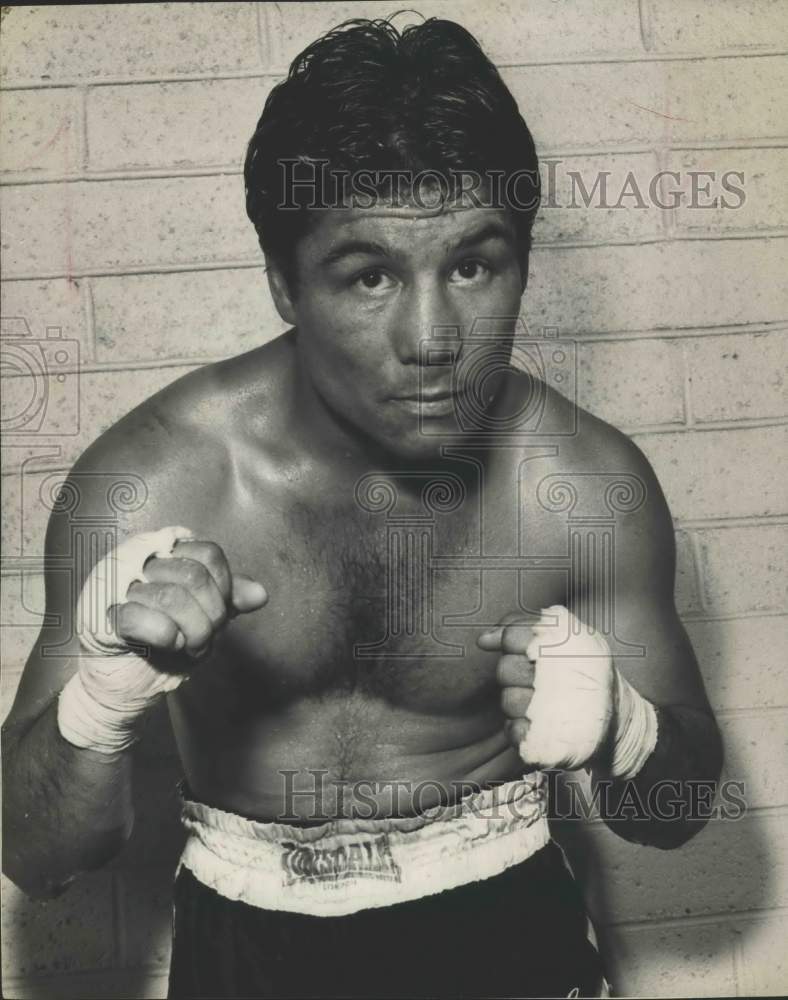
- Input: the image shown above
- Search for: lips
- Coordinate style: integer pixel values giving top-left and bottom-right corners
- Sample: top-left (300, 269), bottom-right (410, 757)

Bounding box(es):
top-left (391, 386), bottom-right (465, 419)
top-left (394, 386), bottom-right (455, 402)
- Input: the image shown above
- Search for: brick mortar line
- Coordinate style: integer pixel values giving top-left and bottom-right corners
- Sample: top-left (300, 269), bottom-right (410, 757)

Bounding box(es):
top-left (579, 799), bottom-right (788, 828)
top-left (2, 435), bottom-right (787, 474)
top-left (3, 260), bottom-right (266, 281)
top-left (637, 0), bottom-right (653, 54)
top-left (680, 608), bottom-right (788, 624)
top-left (0, 360), bottom-right (214, 377)
top-left (605, 903), bottom-right (788, 934)
top-left (580, 418), bottom-right (788, 436)
top-left (6, 353), bottom-right (787, 382)
top-left (542, 139), bottom-right (788, 157)
top-left (255, 2), bottom-right (270, 70)
top-left (679, 338), bottom-right (693, 427)
top-left (77, 84), bottom-right (89, 174)
top-left (717, 706), bottom-right (788, 719)
top-left (731, 924), bottom-right (744, 997)
top-left (83, 275), bottom-right (96, 366)
top-left (581, 323), bottom-right (788, 340)
top-left (439, 50), bottom-right (788, 69)
top-left (675, 516), bottom-right (788, 531)
top-left (630, 420), bottom-right (788, 433)
top-left (3, 139), bottom-right (786, 187)
top-left (5, 240), bottom-right (787, 288)
top-left (6, 232), bottom-right (788, 284)
top-left (2, 48), bottom-right (788, 93)
top-left (0, 392), bottom-right (784, 437)
top-left (0, 69), bottom-right (285, 91)
top-left (673, 227), bottom-right (788, 241)
top-left (2, 287), bottom-right (784, 341)
top-left (691, 518), bottom-right (788, 531)
top-left (1, 167), bottom-right (245, 186)
top-left (654, 147), bottom-right (675, 244)
top-left (687, 529), bottom-right (711, 615)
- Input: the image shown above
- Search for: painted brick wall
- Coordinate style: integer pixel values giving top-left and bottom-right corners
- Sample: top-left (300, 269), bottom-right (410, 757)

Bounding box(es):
top-left (1, 3), bottom-right (786, 997)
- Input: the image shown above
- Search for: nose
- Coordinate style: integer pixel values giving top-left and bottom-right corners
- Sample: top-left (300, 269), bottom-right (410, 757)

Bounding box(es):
top-left (391, 279), bottom-right (460, 365)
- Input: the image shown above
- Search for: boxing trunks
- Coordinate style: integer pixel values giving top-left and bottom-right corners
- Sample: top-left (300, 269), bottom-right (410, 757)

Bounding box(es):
top-left (167, 775), bottom-right (611, 998)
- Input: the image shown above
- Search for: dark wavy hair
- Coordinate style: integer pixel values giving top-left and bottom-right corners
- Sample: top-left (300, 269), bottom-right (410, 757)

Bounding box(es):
top-left (244, 16), bottom-right (540, 287)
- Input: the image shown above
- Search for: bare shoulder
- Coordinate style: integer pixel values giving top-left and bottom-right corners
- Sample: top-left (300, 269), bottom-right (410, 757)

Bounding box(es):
top-left (510, 368), bottom-right (653, 472)
top-left (58, 334), bottom-right (294, 537)
top-left (555, 385), bottom-right (676, 552)
top-left (512, 370), bottom-right (674, 536)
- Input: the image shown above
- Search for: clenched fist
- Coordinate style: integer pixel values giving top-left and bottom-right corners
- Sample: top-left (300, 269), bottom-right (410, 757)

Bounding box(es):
top-left (478, 605), bottom-right (658, 777)
top-left (113, 534), bottom-right (266, 658)
top-left (59, 526), bottom-right (267, 754)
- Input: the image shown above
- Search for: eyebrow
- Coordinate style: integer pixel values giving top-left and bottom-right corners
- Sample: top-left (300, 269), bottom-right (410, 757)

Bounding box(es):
top-left (451, 222), bottom-right (517, 254)
top-left (318, 220), bottom-right (516, 269)
top-left (319, 239), bottom-right (392, 268)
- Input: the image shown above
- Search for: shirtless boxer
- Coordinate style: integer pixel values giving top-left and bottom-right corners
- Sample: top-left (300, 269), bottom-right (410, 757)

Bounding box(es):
top-left (3, 17), bottom-right (723, 999)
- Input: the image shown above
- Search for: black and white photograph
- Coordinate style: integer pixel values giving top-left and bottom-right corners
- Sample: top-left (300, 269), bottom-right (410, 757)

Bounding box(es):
top-left (1, 3), bottom-right (786, 997)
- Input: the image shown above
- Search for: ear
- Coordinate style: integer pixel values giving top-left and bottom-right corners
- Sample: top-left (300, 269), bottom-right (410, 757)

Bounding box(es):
top-left (264, 258), bottom-right (297, 326)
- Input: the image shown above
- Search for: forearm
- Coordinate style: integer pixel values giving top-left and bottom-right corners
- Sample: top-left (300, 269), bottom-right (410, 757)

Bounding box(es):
top-left (2, 697), bottom-right (134, 899)
top-left (591, 703), bottom-right (724, 849)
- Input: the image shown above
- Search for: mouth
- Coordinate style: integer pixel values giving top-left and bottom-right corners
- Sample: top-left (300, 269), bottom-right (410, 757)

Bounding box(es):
top-left (396, 387), bottom-right (455, 403)
top-left (392, 386), bottom-right (462, 418)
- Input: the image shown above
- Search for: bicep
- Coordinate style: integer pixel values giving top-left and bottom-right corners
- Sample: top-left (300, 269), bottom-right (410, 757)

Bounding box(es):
top-left (573, 439), bottom-right (713, 713)
top-left (3, 494), bottom-right (85, 735)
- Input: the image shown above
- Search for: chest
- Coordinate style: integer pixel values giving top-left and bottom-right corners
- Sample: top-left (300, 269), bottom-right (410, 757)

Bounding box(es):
top-left (205, 475), bottom-right (569, 713)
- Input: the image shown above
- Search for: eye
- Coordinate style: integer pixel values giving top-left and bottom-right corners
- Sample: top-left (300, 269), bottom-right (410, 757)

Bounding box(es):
top-left (354, 268), bottom-right (395, 293)
top-left (450, 259), bottom-right (490, 283)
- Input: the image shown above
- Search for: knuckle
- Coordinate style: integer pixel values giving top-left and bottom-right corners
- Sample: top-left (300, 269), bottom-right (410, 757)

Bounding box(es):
top-left (209, 604), bottom-right (228, 628)
top-left (193, 622), bottom-right (213, 646)
top-left (501, 687), bottom-right (526, 718)
top-left (496, 655), bottom-right (520, 686)
top-left (150, 621), bottom-right (175, 648)
top-left (179, 560), bottom-right (208, 589)
top-left (195, 542), bottom-right (229, 580)
top-left (156, 582), bottom-right (183, 611)
top-left (113, 602), bottom-right (134, 635)
top-left (201, 541), bottom-right (226, 566)
top-left (507, 717), bottom-right (529, 744)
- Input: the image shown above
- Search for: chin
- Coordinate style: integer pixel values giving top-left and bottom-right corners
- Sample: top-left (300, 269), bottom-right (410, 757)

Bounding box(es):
top-left (379, 426), bottom-right (455, 465)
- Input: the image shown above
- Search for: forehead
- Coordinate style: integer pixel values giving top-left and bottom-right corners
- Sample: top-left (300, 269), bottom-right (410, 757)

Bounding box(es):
top-left (301, 202), bottom-right (518, 260)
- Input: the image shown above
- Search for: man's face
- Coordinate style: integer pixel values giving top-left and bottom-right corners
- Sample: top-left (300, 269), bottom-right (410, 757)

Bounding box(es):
top-left (285, 202), bottom-right (525, 460)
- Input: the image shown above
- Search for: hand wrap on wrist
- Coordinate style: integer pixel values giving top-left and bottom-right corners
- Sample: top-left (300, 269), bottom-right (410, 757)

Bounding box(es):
top-left (608, 668), bottom-right (659, 780)
top-left (516, 606), bottom-right (659, 777)
top-left (57, 525), bottom-right (194, 753)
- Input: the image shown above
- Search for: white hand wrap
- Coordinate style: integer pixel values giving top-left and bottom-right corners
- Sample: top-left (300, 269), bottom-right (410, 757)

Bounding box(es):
top-left (57, 525), bottom-right (195, 754)
top-left (518, 605), bottom-right (658, 778)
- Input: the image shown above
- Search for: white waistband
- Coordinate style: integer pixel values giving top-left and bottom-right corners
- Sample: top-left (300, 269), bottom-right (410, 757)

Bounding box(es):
top-left (177, 774), bottom-right (551, 917)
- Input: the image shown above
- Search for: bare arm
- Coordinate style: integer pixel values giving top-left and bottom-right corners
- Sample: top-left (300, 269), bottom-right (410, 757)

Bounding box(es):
top-left (579, 436), bottom-right (723, 848)
top-left (2, 425), bottom-right (266, 898)
top-left (2, 461), bottom-right (139, 898)
top-left (2, 700), bottom-right (135, 899)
